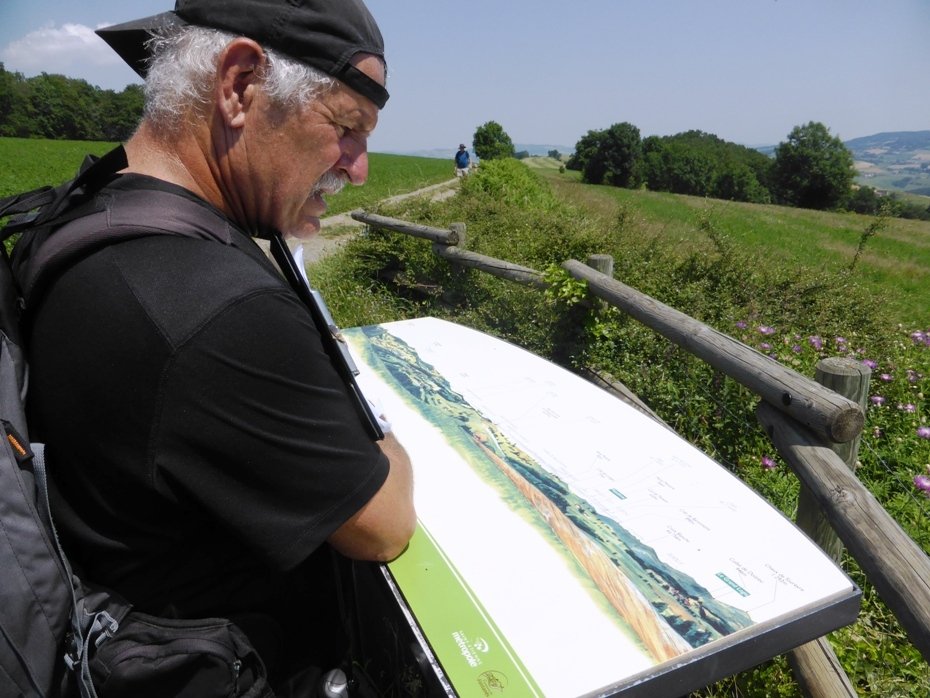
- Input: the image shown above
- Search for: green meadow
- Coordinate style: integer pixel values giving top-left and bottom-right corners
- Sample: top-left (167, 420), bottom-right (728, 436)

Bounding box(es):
top-left (0, 137), bottom-right (453, 218)
top-left (533, 158), bottom-right (930, 328)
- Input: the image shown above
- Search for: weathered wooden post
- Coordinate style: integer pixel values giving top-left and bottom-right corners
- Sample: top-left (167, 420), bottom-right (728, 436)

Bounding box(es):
top-left (797, 357), bottom-right (871, 561)
top-left (585, 254), bottom-right (613, 277)
top-left (449, 222), bottom-right (466, 249)
top-left (585, 254), bottom-right (614, 313)
top-left (787, 356), bottom-right (869, 698)
top-left (441, 222), bottom-right (467, 306)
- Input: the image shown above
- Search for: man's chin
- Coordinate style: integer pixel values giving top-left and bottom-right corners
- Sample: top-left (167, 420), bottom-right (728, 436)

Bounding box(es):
top-left (285, 216), bottom-right (322, 241)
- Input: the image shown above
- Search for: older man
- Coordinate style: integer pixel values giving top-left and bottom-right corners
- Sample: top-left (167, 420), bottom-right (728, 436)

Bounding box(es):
top-left (21, 0), bottom-right (415, 693)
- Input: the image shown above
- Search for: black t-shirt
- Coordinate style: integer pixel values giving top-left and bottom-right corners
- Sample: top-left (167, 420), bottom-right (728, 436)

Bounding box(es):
top-left (25, 175), bottom-right (389, 677)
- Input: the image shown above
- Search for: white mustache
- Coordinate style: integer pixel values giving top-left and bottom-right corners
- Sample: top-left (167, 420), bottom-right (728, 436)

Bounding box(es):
top-left (311, 172), bottom-right (347, 196)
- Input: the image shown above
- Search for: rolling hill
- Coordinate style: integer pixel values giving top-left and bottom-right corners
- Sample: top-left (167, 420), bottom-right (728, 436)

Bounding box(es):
top-left (845, 130), bottom-right (930, 196)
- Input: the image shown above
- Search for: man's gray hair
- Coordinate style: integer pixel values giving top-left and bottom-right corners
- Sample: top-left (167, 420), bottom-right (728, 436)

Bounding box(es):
top-left (143, 24), bottom-right (334, 132)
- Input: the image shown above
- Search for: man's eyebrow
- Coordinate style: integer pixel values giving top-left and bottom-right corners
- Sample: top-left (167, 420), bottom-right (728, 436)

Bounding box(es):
top-left (342, 106), bottom-right (377, 132)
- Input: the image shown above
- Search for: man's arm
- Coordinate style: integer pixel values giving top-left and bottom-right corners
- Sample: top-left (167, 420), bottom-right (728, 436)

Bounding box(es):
top-left (327, 432), bottom-right (416, 561)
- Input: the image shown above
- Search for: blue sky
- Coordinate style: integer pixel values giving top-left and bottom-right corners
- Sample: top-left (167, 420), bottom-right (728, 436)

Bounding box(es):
top-left (1, 1), bottom-right (928, 154)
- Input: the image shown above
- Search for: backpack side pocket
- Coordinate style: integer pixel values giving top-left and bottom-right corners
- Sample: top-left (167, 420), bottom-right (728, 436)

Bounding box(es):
top-left (89, 612), bottom-right (273, 698)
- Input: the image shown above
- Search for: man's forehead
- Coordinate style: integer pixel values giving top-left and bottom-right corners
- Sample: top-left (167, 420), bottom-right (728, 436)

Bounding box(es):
top-left (344, 53), bottom-right (386, 114)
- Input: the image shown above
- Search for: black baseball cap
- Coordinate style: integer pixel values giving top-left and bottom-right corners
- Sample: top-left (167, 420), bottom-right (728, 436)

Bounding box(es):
top-left (96, 0), bottom-right (389, 108)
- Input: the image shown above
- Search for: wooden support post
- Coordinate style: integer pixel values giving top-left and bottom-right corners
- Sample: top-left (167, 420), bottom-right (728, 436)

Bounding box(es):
top-left (442, 223), bottom-right (468, 306)
top-left (787, 357), bottom-right (869, 698)
top-left (585, 254), bottom-right (613, 277)
top-left (787, 641), bottom-right (858, 698)
top-left (798, 357), bottom-right (871, 561)
top-left (585, 255), bottom-right (614, 313)
top-left (449, 222), bottom-right (466, 250)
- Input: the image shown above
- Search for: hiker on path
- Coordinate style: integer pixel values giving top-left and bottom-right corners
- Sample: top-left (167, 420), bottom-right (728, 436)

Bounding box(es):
top-left (455, 143), bottom-right (471, 176)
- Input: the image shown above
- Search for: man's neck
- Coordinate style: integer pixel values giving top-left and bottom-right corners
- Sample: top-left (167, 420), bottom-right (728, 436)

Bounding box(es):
top-left (123, 121), bottom-right (220, 209)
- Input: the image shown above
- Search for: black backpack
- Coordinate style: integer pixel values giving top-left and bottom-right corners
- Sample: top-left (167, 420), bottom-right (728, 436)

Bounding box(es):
top-left (1, 147), bottom-right (379, 697)
top-left (0, 148), bottom-right (135, 697)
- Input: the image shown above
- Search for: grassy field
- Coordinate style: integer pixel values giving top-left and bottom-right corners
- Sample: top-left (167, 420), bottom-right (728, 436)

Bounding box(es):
top-left (523, 158), bottom-right (930, 327)
top-left (323, 152), bottom-right (453, 215)
top-left (0, 136), bottom-right (452, 219)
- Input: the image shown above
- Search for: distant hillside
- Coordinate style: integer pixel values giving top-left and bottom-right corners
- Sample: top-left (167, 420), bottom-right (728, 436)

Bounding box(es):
top-left (755, 130), bottom-right (930, 196)
top-left (845, 130), bottom-right (930, 196)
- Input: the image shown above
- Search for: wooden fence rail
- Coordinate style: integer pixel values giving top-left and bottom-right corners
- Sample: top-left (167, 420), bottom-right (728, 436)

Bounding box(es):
top-left (562, 259), bottom-right (864, 444)
top-left (349, 209), bottom-right (930, 694)
top-left (758, 402), bottom-right (930, 663)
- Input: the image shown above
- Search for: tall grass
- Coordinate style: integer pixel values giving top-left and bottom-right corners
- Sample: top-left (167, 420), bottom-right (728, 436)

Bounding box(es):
top-left (542, 175), bottom-right (930, 327)
top-left (0, 138), bottom-right (118, 198)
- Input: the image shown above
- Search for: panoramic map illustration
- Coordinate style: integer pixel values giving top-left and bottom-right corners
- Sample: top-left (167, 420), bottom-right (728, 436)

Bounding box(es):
top-left (343, 318), bottom-right (859, 697)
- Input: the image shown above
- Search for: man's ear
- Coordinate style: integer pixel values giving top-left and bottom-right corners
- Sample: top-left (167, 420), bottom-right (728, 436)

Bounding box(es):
top-left (216, 38), bottom-right (265, 129)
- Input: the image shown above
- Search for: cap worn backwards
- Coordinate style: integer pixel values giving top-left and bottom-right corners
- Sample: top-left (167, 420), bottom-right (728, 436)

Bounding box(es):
top-left (96, 0), bottom-right (389, 108)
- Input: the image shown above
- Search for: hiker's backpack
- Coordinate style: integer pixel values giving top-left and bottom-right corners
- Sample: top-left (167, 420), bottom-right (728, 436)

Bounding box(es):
top-left (0, 148), bottom-right (139, 698)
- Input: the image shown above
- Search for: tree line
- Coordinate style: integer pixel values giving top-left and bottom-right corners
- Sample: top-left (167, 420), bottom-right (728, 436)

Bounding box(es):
top-left (0, 63), bottom-right (143, 142)
top-left (472, 119), bottom-right (930, 221)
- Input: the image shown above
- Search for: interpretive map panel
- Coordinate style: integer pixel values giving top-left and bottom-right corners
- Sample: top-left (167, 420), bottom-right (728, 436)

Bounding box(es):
top-left (343, 317), bottom-right (860, 698)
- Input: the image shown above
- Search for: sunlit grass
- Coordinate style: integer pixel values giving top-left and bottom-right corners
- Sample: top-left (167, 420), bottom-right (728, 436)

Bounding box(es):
top-left (1, 136), bottom-right (452, 218)
top-left (542, 171), bottom-right (930, 326)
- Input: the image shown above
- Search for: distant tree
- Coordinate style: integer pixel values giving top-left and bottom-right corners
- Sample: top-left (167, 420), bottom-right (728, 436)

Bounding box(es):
top-left (714, 162), bottom-right (770, 203)
top-left (547, 149), bottom-right (561, 160)
top-left (0, 63), bottom-right (33, 137)
top-left (772, 121), bottom-right (855, 210)
top-left (847, 185), bottom-right (881, 215)
top-left (0, 63), bottom-right (144, 140)
top-left (655, 141), bottom-right (715, 196)
top-left (99, 84), bottom-right (144, 140)
top-left (472, 121), bottom-right (515, 161)
top-left (581, 121), bottom-right (641, 187)
top-left (515, 150), bottom-right (530, 160)
top-left (566, 129), bottom-right (604, 171)
top-left (638, 130), bottom-right (771, 202)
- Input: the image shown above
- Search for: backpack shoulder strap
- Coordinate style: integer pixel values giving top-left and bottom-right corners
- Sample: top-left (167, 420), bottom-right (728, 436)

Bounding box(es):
top-left (1, 146), bottom-right (129, 241)
top-left (12, 178), bottom-right (269, 331)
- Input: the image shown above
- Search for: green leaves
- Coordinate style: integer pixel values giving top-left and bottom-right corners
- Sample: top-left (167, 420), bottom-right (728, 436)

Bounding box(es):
top-left (471, 120), bottom-right (516, 161)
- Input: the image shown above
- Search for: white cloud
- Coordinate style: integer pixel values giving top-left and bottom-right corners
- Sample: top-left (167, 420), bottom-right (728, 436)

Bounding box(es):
top-left (0, 22), bottom-right (139, 88)
top-left (1, 22), bottom-right (117, 70)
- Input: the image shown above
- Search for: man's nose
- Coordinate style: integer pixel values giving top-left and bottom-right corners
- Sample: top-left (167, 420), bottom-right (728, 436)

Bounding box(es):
top-left (338, 136), bottom-right (369, 185)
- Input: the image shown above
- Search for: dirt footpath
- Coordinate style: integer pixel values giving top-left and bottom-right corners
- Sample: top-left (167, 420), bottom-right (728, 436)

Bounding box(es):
top-left (303, 178), bottom-right (459, 263)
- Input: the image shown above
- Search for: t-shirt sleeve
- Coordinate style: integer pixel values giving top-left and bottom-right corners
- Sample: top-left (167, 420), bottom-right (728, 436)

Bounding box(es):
top-left (153, 287), bottom-right (389, 570)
